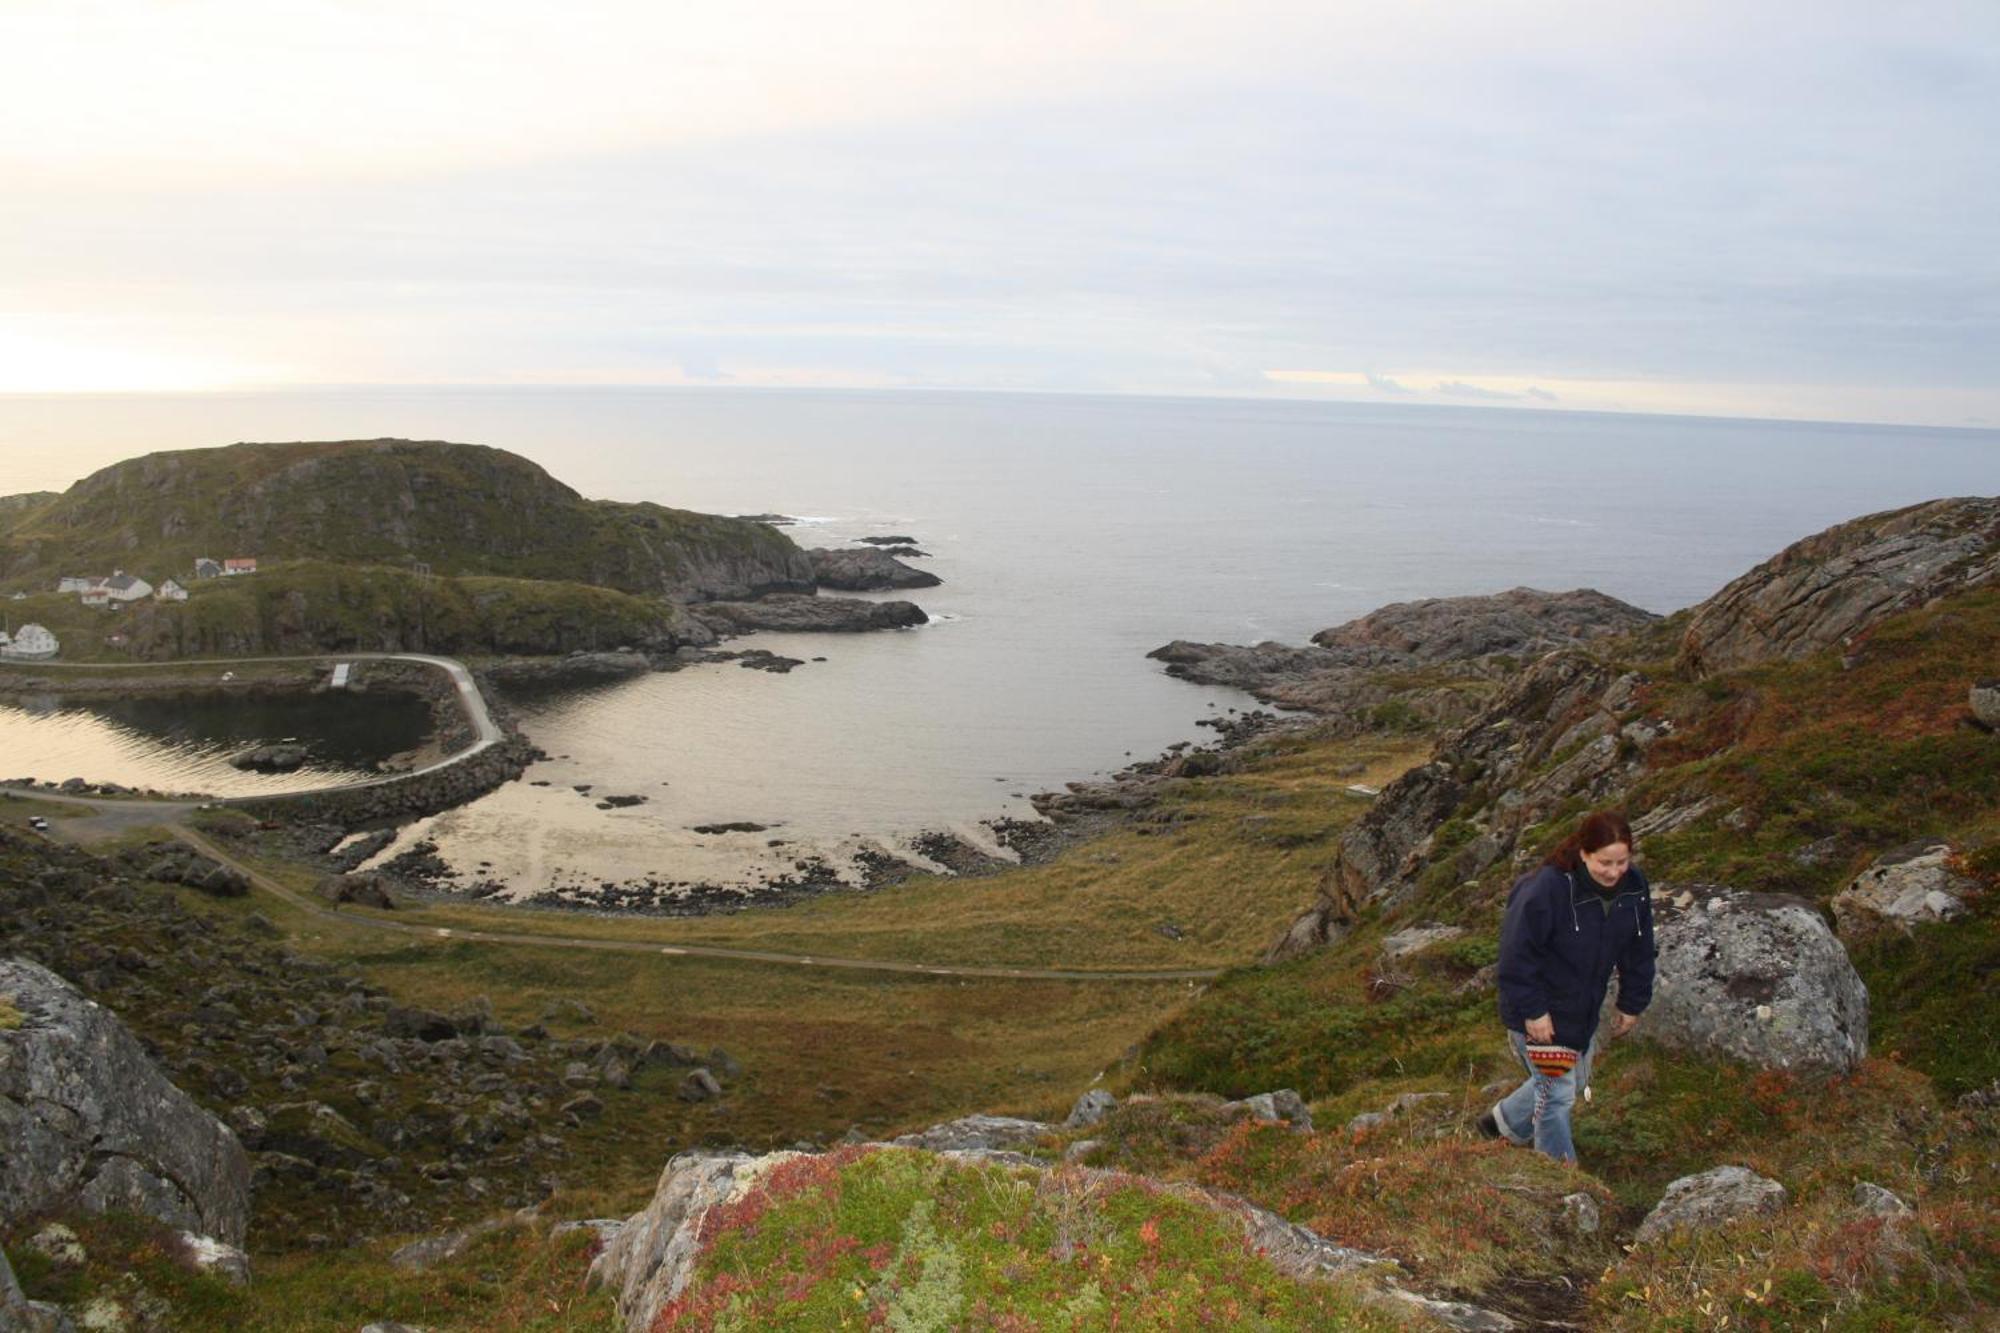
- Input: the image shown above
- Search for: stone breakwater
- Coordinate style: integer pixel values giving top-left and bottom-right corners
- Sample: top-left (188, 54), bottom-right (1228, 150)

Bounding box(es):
top-left (232, 733), bottom-right (535, 830)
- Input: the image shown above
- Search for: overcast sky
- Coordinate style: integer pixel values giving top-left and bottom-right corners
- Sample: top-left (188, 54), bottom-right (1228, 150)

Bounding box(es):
top-left (3, 1), bottom-right (1996, 425)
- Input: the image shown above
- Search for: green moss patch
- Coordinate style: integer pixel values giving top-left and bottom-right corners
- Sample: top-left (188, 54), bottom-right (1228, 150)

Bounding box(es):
top-left (655, 1146), bottom-right (1401, 1331)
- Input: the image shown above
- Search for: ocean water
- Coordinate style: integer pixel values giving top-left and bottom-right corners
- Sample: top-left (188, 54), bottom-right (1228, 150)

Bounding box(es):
top-left (2, 389), bottom-right (1994, 895)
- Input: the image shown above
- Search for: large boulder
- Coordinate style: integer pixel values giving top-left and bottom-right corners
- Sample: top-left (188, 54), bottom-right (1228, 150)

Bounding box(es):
top-left (1832, 841), bottom-right (1976, 934)
top-left (0, 957), bottom-right (250, 1245)
top-left (589, 1151), bottom-right (776, 1331)
top-left (315, 872), bottom-right (399, 910)
top-left (1679, 496), bottom-right (2000, 677)
top-left (1643, 888), bottom-right (1868, 1076)
top-left (138, 846), bottom-right (251, 898)
top-left (1635, 1165), bottom-right (1787, 1245)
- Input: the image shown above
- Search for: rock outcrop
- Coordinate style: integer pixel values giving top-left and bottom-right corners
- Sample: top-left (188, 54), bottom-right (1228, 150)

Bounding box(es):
top-left (692, 593), bottom-right (928, 635)
top-left (1679, 496), bottom-right (2000, 677)
top-left (0, 957), bottom-right (251, 1245)
top-left (315, 872), bottom-right (399, 909)
top-left (1643, 887), bottom-right (1868, 1076)
top-left (1832, 841), bottom-right (1976, 934)
top-left (1268, 652), bottom-right (1642, 960)
top-left (589, 1135), bottom-right (1514, 1333)
top-left (134, 844), bottom-right (251, 898)
top-left (1152, 587), bottom-right (1655, 723)
top-left (1634, 1165), bottom-right (1787, 1245)
top-left (1312, 587), bottom-right (1658, 659)
top-left (807, 546), bottom-right (942, 591)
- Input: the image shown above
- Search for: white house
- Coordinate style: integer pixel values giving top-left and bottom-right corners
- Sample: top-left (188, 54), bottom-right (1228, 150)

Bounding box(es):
top-left (194, 557), bottom-right (223, 580)
top-left (103, 571), bottom-right (152, 602)
top-left (156, 578), bottom-right (189, 602)
top-left (223, 557), bottom-right (257, 576)
top-left (0, 623), bottom-right (59, 660)
top-left (57, 576), bottom-right (93, 593)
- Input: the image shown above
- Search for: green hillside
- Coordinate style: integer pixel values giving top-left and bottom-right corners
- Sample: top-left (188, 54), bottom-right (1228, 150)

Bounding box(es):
top-left (4, 559), bottom-right (707, 661)
top-left (0, 439), bottom-right (811, 602)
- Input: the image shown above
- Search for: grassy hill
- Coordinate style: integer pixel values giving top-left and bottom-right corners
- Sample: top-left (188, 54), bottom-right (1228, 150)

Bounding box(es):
top-left (0, 438), bottom-right (811, 603)
top-left (4, 504), bottom-right (1996, 1329)
top-left (4, 559), bottom-right (708, 661)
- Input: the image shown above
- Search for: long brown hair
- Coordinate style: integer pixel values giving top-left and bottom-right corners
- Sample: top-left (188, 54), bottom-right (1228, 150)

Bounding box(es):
top-left (1543, 810), bottom-right (1635, 871)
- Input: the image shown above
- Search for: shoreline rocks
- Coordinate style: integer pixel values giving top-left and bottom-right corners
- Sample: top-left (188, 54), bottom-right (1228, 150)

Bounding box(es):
top-left (693, 594), bottom-right (928, 635)
top-left (1150, 587), bottom-right (1656, 725)
top-left (806, 546), bottom-right (941, 592)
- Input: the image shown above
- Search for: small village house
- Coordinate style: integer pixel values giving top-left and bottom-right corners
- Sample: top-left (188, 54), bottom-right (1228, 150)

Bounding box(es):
top-left (102, 571), bottom-right (152, 602)
top-left (223, 557), bottom-right (258, 576)
top-left (194, 557), bottom-right (223, 579)
top-left (0, 623), bottom-right (59, 660)
top-left (155, 578), bottom-right (189, 602)
top-left (57, 576), bottom-right (93, 593)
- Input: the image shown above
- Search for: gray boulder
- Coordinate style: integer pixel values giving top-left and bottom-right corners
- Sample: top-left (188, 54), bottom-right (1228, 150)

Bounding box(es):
top-left (140, 847), bottom-right (251, 898)
top-left (1065, 1089), bottom-right (1118, 1129)
top-left (890, 1114), bottom-right (1051, 1153)
top-left (1228, 1088), bottom-right (1315, 1131)
top-left (1833, 841), bottom-right (1975, 934)
top-left (588, 1151), bottom-right (765, 1331)
top-left (314, 872), bottom-right (399, 910)
top-left (1644, 887), bottom-right (1868, 1076)
top-left (0, 957), bottom-right (250, 1245)
top-left (1635, 1165), bottom-right (1787, 1245)
top-left (1973, 679), bottom-right (2000, 730)
top-left (1853, 1182), bottom-right (1913, 1217)
top-left (676, 1069), bottom-right (722, 1103)
top-left (1680, 496), bottom-right (2000, 676)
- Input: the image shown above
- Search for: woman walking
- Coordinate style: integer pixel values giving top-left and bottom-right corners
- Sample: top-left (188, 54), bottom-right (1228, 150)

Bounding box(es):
top-left (1481, 810), bottom-right (1656, 1164)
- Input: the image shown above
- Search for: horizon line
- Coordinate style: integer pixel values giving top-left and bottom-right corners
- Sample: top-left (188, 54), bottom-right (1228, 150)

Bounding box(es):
top-left (0, 380), bottom-right (1994, 438)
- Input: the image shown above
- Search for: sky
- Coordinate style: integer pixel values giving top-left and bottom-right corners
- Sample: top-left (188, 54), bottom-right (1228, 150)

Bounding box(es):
top-left (2, 1), bottom-right (1997, 425)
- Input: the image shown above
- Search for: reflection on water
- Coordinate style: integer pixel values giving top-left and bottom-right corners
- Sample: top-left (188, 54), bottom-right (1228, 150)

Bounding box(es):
top-left (0, 690), bottom-right (435, 796)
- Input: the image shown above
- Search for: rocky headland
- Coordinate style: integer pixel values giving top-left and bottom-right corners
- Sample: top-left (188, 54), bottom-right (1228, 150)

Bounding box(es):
top-left (805, 545), bottom-right (941, 591)
top-left (1150, 586), bottom-right (1658, 730)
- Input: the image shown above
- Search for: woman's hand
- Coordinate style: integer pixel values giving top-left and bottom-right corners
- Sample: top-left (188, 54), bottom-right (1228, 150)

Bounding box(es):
top-left (1611, 1011), bottom-right (1640, 1039)
top-left (1525, 1014), bottom-right (1555, 1043)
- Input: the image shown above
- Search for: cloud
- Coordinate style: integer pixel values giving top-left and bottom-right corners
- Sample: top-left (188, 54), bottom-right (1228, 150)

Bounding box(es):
top-left (1, 2), bottom-right (1996, 422)
top-left (1434, 380), bottom-right (1521, 402)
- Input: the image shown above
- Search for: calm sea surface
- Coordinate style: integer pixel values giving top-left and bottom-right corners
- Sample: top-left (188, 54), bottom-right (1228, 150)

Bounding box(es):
top-left (2, 389), bottom-right (1993, 895)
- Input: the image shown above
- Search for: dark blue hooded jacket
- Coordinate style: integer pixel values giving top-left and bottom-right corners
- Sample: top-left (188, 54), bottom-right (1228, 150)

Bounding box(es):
top-left (1497, 862), bottom-right (1656, 1051)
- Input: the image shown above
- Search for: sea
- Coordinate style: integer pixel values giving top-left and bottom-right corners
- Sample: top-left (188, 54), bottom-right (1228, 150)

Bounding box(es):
top-left (2, 388), bottom-right (1994, 899)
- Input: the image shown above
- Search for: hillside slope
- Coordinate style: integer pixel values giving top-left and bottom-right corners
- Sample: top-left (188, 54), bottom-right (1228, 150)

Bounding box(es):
top-left (0, 439), bottom-right (812, 602)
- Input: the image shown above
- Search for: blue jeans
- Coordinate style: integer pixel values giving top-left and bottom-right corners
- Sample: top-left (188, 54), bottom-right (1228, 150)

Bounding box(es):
top-left (1493, 1030), bottom-right (1598, 1164)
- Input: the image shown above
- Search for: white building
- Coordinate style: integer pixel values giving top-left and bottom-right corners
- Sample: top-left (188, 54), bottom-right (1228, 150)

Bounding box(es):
top-left (0, 623), bottom-right (59, 660)
top-left (194, 557), bottom-right (223, 580)
top-left (156, 578), bottom-right (189, 602)
top-left (58, 576), bottom-right (93, 593)
top-left (223, 557), bottom-right (258, 576)
top-left (102, 571), bottom-right (152, 602)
